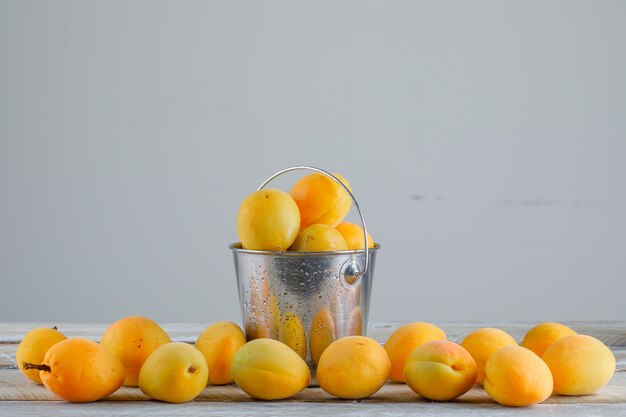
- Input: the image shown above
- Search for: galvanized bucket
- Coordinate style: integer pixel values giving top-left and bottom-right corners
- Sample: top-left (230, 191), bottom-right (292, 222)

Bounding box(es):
top-left (230, 166), bottom-right (379, 367)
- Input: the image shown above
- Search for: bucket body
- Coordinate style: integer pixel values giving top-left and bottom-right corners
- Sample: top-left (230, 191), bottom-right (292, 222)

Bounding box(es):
top-left (231, 243), bottom-right (378, 366)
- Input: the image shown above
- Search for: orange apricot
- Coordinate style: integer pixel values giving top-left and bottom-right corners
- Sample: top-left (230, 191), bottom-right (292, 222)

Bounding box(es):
top-left (317, 336), bottom-right (391, 399)
top-left (24, 338), bottom-right (125, 402)
top-left (404, 340), bottom-right (478, 401)
top-left (384, 322), bottom-right (447, 382)
top-left (520, 322), bottom-right (577, 357)
top-left (290, 172), bottom-right (352, 229)
top-left (195, 321), bottom-right (246, 385)
top-left (101, 316), bottom-right (171, 386)
top-left (484, 346), bottom-right (553, 406)
top-left (309, 308), bottom-right (336, 366)
top-left (542, 335), bottom-right (615, 395)
top-left (461, 328), bottom-right (517, 385)
top-left (336, 221), bottom-right (375, 250)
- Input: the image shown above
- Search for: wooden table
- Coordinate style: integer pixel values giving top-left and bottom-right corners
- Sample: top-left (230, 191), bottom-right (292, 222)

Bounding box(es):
top-left (1, 322), bottom-right (624, 416)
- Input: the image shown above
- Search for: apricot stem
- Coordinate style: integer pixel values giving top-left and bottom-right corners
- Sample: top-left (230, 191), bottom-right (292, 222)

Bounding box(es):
top-left (187, 365), bottom-right (196, 374)
top-left (22, 362), bottom-right (51, 373)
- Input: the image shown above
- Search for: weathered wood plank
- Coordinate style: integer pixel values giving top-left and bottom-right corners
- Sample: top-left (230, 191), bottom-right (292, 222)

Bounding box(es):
top-left (1, 368), bottom-right (625, 404)
top-left (1, 321), bottom-right (625, 345)
top-left (1, 401), bottom-right (626, 417)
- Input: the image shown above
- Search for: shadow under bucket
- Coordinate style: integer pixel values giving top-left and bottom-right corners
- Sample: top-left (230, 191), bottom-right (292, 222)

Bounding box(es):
top-left (230, 243), bottom-right (379, 367)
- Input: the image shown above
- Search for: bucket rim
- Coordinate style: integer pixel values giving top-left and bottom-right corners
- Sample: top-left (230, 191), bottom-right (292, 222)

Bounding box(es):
top-left (229, 242), bottom-right (380, 256)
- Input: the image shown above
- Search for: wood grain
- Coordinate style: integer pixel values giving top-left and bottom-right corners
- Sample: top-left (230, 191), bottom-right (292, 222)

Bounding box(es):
top-left (1, 368), bottom-right (625, 403)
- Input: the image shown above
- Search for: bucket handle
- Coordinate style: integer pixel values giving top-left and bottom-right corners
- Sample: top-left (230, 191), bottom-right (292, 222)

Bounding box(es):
top-left (257, 166), bottom-right (370, 282)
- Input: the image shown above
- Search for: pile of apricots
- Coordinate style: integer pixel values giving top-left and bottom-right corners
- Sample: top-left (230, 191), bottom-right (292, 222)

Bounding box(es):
top-left (237, 171), bottom-right (375, 252)
top-left (17, 318), bottom-right (615, 406)
top-left (13, 172), bottom-right (617, 405)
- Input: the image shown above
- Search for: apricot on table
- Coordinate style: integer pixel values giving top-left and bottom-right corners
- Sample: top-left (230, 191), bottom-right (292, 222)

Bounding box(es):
top-left (520, 322), bottom-right (577, 357)
top-left (101, 316), bottom-right (171, 386)
top-left (542, 334), bottom-right (615, 395)
top-left (460, 328), bottom-right (517, 385)
top-left (279, 312), bottom-right (307, 360)
top-left (289, 224), bottom-right (348, 252)
top-left (231, 338), bottom-right (310, 400)
top-left (384, 322), bottom-right (447, 382)
top-left (139, 342), bottom-right (209, 403)
top-left (195, 321), bottom-right (246, 385)
top-left (23, 338), bottom-right (125, 402)
top-left (317, 336), bottom-right (391, 399)
top-left (404, 340), bottom-right (478, 401)
top-left (484, 346), bottom-right (553, 407)
top-left (237, 189), bottom-right (300, 251)
top-left (16, 327), bottom-right (67, 384)
top-left (290, 172), bottom-right (352, 229)
top-left (335, 221), bottom-right (374, 250)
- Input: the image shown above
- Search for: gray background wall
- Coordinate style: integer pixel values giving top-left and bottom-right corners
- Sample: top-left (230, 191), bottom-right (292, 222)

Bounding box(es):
top-left (1, 1), bottom-right (625, 324)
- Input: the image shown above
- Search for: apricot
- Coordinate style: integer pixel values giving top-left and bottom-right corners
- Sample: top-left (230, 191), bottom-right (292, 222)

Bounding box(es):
top-left (335, 221), bottom-right (374, 250)
top-left (101, 316), bottom-right (171, 386)
top-left (290, 172), bottom-right (352, 229)
top-left (23, 338), bottom-right (125, 402)
top-left (289, 224), bottom-right (348, 252)
top-left (237, 189), bottom-right (300, 251)
top-left (279, 312), bottom-right (307, 360)
top-left (317, 336), bottom-right (391, 399)
top-left (309, 308), bottom-right (336, 366)
top-left (195, 321), bottom-right (246, 385)
top-left (139, 342), bottom-right (209, 403)
top-left (461, 328), bottom-right (517, 385)
top-left (16, 327), bottom-right (67, 384)
top-left (231, 338), bottom-right (310, 400)
top-left (404, 340), bottom-right (477, 401)
top-left (542, 335), bottom-right (615, 395)
top-left (521, 322), bottom-right (577, 357)
top-left (267, 295), bottom-right (281, 337)
top-left (484, 346), bottom-right (553, 407)
top-left (384, 322), bottom-right (447, 382)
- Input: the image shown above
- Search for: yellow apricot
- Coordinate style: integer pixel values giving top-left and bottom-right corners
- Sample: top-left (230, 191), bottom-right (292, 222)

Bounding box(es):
top-left (317, 336), bottom-right (391, 399)
top-left (101, 316), bottom-right (171, 386)
top-left (336, 221), bottom-right (375, 250)
top-left (309, 308), bottom-right (336, 366)
top-left (24, 338), bottom-right (125, 402)
top-left (279, 312), bottom-right (307, 360)
top-left (289, 224), bottom-right (348, 252)
top-left (521, 322), bottom-right (577, 357)
top-left (195, 321), bottom-right (246, 385)
top-left (139, 342), bottom-right (209, 403)
top-left (460, 328), bottom-right (517, 385)
top-left (484, 346), bottom-right (553, 407)
top-left (16, 327), bottom-right (67, 384)
top-left (290, 172), bottom-right (352, 229)
top-left (542, 335), bottom-right (615, 395)
top-left (232, 338), bottom-right (310, 400)
top-left (384, 322), bottom-right (447, 382)
top-left (267, 295), bottom-right (281, 337)
top-left (404, 340), bottom-right (477, 401)
top-left (237, 189), bottom-right (300, 251)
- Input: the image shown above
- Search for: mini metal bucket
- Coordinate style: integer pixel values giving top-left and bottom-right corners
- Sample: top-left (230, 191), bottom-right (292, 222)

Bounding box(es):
top-left (230, 166), bottom-right (379, 367)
